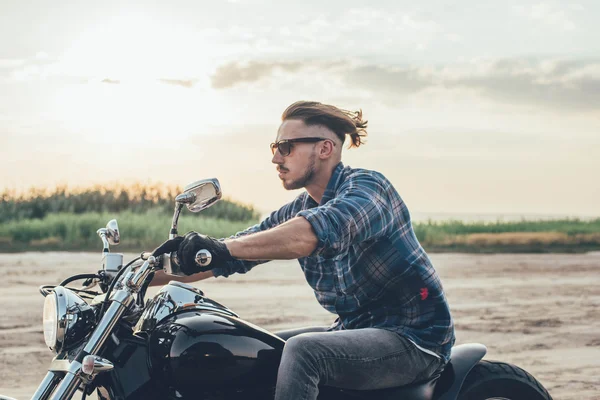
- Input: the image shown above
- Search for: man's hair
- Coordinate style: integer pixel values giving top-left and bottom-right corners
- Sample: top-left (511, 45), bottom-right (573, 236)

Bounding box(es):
top-left (281, 101), bottom-right (368, 148)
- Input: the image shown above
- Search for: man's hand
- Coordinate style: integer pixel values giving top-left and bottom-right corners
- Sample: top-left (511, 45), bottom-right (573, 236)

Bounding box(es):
top-left (152, 236), bottom-right (184, 257)
top-left (153, 232), bottom-right (234, 275)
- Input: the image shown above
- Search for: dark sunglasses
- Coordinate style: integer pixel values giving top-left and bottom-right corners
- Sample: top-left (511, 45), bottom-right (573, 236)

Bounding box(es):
top-left (270, 137), bottom-right (333, 156)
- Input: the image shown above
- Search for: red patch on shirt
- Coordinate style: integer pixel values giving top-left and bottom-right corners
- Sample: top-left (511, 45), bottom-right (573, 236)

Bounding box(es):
top-left (420, 288), bottom-right (429, 300)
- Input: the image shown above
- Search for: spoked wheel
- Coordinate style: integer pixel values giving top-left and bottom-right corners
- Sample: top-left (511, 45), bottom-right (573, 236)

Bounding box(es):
top-left (458, 360), bottom-right (552, 400)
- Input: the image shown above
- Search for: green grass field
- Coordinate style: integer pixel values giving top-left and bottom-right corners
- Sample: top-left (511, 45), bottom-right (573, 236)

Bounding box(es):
top-left (1, 212), bottom-right (598, 253)
top-left (4, 182), bottom-right (596, 253)
top-left (413, 218), bottom-right (600, 253)
top-left (0, 210), bottom-right (257, 252)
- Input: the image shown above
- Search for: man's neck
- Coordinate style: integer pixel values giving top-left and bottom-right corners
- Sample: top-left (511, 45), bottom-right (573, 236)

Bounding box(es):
top-left (304, 163), bottom-right (336, 204)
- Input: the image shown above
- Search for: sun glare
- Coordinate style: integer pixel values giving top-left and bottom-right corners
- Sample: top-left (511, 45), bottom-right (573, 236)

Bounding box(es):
top-left (50, 12), bottom-right (227, 143)
top-left (53, 83), bottom-right (204, 142)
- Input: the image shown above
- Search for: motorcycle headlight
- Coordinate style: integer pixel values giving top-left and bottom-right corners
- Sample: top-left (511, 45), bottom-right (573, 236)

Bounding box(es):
top-left (42, 286), bottom-right (95, 353)
top-left (43, 292), bottom-right (58, 349)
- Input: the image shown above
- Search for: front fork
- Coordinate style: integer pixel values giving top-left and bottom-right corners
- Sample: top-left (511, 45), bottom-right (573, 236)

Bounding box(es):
top-left (31, 372), bottom-right (59, 399)
top-left (32, 290), bottom-right (134, 400)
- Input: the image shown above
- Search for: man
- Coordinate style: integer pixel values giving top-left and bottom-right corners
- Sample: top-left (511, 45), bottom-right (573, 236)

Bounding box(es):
top-left (153, 101), bottom-right (455, 400)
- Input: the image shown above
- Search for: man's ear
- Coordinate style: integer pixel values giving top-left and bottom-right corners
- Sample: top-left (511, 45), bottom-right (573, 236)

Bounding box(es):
top-left (319, 140), bottom-right (335, 158)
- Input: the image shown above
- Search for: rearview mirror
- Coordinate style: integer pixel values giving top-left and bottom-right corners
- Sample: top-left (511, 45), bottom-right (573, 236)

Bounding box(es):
top-left (106, 219), bottom-right (120, 245)
top-left (176, 178), bottom-right (222, 213)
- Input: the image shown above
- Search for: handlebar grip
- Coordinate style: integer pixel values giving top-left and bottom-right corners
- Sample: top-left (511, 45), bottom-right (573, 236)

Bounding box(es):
top-left (195, 249), bottom-right (212, 267)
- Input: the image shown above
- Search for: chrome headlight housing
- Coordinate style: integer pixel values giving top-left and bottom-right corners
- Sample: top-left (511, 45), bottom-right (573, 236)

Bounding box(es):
top-left (43, 286), bottom-right (95, 353)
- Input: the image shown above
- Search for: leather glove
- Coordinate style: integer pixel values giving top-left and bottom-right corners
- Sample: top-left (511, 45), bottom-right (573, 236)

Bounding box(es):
top-left (153, 231), bottom-right (234, 275)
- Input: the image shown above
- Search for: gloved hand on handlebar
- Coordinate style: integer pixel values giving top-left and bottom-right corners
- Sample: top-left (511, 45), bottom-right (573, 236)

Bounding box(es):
top-left (152, 231), bottom-right (235, 275)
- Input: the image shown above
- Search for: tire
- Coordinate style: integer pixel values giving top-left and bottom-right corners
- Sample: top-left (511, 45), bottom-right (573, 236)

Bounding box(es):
top-left (458, 360), bottom-right (552, 400)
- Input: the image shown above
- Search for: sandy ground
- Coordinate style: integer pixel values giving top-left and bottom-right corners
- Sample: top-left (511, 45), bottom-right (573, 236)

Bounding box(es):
top-left (0, 252), bottom-right (599, 399)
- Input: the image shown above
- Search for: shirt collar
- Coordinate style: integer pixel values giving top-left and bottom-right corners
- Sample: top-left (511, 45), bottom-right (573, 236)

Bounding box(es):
top-left (319, 162), bottom-right (345, 206)
top-left (302, 162), bottom-right (346, 209)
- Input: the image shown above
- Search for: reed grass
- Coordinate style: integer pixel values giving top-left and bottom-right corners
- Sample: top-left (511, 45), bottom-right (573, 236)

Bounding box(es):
top-left (414, 219), bottom-right (600, 253)
top-left (0, 210), bottom-right (257, 252)
top-left (0, 183), bottom-right (259, 223)
top-left (0, 201), bottom-right (598, 253)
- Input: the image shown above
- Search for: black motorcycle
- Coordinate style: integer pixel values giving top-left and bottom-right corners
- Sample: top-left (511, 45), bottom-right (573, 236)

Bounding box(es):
top-left (21, 178), bottom-right (552, 400)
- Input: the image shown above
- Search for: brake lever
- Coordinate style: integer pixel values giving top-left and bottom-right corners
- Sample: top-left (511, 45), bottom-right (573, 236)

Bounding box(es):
top-left (82, 277), bottom-right (98, 290)
top-left (140, 252), bottom-right (167, 273)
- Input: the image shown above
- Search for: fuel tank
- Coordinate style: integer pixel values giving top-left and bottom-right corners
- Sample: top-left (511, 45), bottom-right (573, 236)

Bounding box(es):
top-left (144, 282), bottom-right (285, 398)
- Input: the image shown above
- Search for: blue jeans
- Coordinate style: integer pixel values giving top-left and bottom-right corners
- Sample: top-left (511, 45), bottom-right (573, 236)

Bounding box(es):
top-left (274, 327), bottom-right (443, 400)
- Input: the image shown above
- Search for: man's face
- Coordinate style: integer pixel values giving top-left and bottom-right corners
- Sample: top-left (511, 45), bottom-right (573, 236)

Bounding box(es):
top-left (271, 119), bottom-right (320, 190)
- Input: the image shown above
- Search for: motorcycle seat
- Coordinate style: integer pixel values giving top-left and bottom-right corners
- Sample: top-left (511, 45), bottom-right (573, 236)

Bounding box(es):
top-left (320, 343), bottom-right (487, 400)
top-left (333, 373), bottom-right (440, 400)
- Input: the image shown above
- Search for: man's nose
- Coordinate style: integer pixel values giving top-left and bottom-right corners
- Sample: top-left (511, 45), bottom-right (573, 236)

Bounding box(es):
top-left (272, 150), bottom-right (283, 164)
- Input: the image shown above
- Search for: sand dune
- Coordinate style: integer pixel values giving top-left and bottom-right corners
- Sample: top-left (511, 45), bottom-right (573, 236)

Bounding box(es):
top-left (1, 252), bottom-right (599, 399)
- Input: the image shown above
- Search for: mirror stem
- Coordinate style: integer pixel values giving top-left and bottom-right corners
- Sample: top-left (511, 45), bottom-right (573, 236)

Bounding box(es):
top-left (97, 229), bottom-right (111, 254)
top-left (170, 203), bottom-right (185, 239)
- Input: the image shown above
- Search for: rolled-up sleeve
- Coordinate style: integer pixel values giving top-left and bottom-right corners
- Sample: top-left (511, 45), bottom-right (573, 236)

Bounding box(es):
top-left (296, 174), bottom-right (393, 258)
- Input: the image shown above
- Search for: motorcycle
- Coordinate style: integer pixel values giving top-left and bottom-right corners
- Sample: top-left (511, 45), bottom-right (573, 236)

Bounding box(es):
top-left (17, 178), bottom-right (552, 400)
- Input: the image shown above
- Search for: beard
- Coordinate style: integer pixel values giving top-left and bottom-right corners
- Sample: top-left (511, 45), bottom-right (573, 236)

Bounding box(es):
top-left (282, 153), bottom-right (316, 190)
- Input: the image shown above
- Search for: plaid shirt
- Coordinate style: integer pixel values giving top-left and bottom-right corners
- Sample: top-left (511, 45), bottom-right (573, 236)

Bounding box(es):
top-left (212, 162), bottom-right (455, 361)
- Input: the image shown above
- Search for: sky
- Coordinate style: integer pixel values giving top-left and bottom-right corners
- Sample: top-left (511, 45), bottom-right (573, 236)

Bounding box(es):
top-left (1, 0), bottom-right (599, 217)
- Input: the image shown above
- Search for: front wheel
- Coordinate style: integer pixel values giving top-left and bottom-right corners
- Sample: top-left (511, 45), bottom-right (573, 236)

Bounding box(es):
top-left (458, 360), bottom-right (552, 400)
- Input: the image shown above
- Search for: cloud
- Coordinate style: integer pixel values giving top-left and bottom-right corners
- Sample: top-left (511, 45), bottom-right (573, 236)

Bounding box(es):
top-left (0, 53), bottom-right (77, 84)
top-left (211, 61), bottom-right (304, 89)
top-left (342, 65), bottom-right (432, 95)
top-left (210, 57), bottom-right (600, 112)
top-left (214, 7), bottom-right (449, 57)
top-left (0, 53), bottom-right (50, 70)
top-left (158, 78), bottom-right (195, 88)
top-left (347, 58), bottom-right (600, 111)
top-left (101, 78), bottom-right (120, 85)
top-left (449, 59), bottom-right (600, 111)
top-left (0, 59), bottom-right (25, 69)
top-left (514, 3), bottom-right (578, 31)
top-left (2, 56), bottom-right (198, 88)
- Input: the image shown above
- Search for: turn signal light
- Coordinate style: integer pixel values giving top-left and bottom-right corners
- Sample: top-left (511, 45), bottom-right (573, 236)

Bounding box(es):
top-left (82, 355), bottom-right (114, 375)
